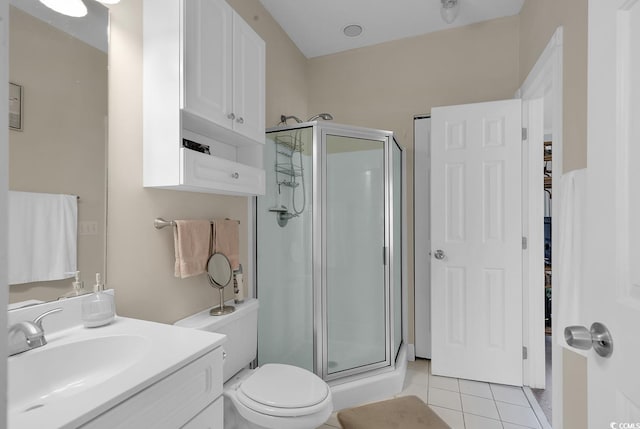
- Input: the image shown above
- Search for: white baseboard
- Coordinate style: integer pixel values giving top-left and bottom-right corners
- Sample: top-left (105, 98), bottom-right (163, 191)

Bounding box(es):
top-left (523, 386), bottom-right (552, 429)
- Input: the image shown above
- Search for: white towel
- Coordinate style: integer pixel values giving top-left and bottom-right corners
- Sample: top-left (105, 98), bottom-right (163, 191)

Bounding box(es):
top-left (555, 169), bottom-right (586, 348)
top-left (9, 191), bottom-right (78, 285)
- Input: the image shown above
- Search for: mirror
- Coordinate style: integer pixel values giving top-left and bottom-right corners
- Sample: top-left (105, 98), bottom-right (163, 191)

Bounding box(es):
top-left (207, 253), bottom-right (232, 288)
top-left (207, 253), bottom-right (235, 316)
top-left (8, 0), bottom-right (108, 306)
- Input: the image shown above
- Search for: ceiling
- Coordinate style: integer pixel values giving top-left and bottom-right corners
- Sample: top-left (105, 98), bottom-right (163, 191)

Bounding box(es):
top-left (258, 0), bottom-right (525, 58)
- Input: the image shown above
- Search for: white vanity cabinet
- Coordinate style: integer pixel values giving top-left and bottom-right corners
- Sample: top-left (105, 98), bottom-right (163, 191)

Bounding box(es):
top-left (143, 0), bottom-right (266, 196)
top-left (81, 347), bottom-right (224, 429)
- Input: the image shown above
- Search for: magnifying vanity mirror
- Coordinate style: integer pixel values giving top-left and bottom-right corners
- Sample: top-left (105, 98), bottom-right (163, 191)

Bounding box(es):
top-left (207, 253), bottom-right (235, 316)
top-left (8, 0), bottom-right (108, 307)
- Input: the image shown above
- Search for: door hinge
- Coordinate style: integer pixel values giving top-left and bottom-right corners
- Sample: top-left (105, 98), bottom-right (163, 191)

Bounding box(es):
top-left (522, 127), bottom-right (528, 141)
top-left (523, 346), bottom-right (528, 360)
top-left (522, 236), bottom-right (528, 250)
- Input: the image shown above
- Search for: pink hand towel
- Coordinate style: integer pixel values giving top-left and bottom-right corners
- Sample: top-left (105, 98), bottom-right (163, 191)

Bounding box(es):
top-left (212, 219), bottom-right (239, 271)
top-left (173, 220), bottom-right (211, 278)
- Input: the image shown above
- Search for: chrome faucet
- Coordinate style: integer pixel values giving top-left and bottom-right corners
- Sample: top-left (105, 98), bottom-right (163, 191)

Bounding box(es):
top-left (8, 308), bottom-right (62, 356)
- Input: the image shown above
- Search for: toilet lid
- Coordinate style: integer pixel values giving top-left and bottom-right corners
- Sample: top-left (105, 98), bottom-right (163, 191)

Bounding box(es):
top-left (239, 364), bottom-right (329, 409)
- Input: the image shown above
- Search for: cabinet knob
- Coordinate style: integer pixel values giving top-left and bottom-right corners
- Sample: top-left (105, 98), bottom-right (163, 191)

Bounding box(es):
top-left (231, 172), bottom-right (240, 179)
top-left (227, 113), bottom-right (236, 120)
top-left (236, 117), bottom-right (244, 124)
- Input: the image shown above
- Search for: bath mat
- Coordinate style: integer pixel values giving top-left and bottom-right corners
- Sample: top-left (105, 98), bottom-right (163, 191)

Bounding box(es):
top-left (337, 395), bottom-right (449, 429)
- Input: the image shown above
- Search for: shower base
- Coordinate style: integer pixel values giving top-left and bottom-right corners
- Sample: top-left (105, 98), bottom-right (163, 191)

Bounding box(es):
top-left (329, 344), bottom-right (407, 411)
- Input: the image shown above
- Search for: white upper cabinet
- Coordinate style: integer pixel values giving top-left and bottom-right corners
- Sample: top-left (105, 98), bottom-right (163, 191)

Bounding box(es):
top-left (183, 0), bottom-right (233, 129)
top-left (143, 0), bottom-right (266, 196)
top-left (232, 13), bottom-right (267, 143)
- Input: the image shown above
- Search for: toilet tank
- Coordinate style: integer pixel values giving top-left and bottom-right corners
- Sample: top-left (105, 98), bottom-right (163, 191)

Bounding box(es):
top-left (174, 298), bottom-right (258, 382)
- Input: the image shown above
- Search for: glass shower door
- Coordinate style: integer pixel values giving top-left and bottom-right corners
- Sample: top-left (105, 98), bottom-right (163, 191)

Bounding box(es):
top-left (257, 126), bottom-right (314, 372)
top-left (322, 131), bottom-right (389, 379)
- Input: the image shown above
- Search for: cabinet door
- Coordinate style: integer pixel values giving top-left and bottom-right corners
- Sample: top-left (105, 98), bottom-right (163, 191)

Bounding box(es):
top-left (183, 0), bottom-right (233, 128)
top-left (81, 349), bottom-right (223, 428)
top-left (232, 12), bottom-right (266, 144)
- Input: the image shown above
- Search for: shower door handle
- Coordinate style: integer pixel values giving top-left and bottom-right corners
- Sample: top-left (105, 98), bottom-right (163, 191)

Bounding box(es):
top-left (434, 249), bottom-right (446, 260)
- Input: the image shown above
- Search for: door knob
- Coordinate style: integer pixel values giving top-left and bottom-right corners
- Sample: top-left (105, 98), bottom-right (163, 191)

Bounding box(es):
top-left (564, 322), bottom-right (613, 358)
top-left (434, 249), bottom-right (446, 260)
top-left (236, 117), bottom-right (244, 124)
top-left (227, 113), bottom-right (236, 120)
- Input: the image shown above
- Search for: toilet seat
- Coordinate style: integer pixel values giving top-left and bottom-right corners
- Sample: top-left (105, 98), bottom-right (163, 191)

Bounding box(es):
top-left (236, 364), bottom-right (331, 417)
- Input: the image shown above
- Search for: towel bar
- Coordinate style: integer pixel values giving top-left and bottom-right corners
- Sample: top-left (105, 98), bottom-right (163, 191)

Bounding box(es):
top-left (154, 217), bottom-right (240, 230)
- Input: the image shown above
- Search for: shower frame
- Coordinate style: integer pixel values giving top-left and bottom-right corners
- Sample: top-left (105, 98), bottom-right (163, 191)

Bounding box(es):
top-left (254, 121), bottom-right (406, 384)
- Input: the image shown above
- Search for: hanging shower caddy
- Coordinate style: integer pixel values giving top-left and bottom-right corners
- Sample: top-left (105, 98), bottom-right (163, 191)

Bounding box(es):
top-left (274, 134), bottom-right (303, 189)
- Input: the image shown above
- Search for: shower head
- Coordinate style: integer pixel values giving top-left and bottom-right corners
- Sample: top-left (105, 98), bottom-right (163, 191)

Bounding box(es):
top-left (307, 113), bottom-right (334, 122)
top-left (280, 115), bottom-right (303, 124)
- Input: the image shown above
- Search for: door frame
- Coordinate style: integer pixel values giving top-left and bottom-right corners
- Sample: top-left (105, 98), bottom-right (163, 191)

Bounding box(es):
top-left (413, 115), bottom-right (431, 359)
top-left (0, 0), bottom-right (8, 425)
top-left (516, 26), bottom-right (564, 427)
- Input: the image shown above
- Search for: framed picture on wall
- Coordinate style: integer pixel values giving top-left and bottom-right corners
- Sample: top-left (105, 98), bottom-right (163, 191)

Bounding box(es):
top-left (9, 82), bottom-right (23, 131)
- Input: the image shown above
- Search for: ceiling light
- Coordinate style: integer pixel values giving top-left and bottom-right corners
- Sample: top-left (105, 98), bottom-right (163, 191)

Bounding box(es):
top-left (440, 0), bottom-right (460, 24)
top-left (39, 0), bottom-right (121, 18)
top-left (343, 24), bottom-right (363, 38)
top-left (39, 0), bottom-right (88, 17)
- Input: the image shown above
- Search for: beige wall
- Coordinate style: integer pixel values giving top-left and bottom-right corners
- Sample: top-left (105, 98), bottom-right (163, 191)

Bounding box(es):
top-left (519, 0), bottom-right (588, 172)
top-left (307, 16), bottom-right (521, 342)
top-left (563, 348), bottom-right (588, 429)
top-left (9, 6), bottom-right (107, 303)
top-left (107, 0), bottom-right (308, 324)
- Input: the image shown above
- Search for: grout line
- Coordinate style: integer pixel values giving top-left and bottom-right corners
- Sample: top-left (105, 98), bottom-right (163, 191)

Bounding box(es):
top-left (489, 383), bottom-right (504, 423)
top-left (463, 412), bottom-right (505, 426)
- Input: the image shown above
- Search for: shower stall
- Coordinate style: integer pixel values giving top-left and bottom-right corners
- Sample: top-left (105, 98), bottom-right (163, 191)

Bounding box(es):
top-left (255, 121), bottom-right (406, 408)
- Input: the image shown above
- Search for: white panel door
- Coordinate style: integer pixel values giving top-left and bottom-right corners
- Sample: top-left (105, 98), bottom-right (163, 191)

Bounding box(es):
top-left (431, 100), bottom-right (523, 386)
top-left (183, 0), bottom-right (233, 128)
top-left (577, 0), bottom-right (640, 425)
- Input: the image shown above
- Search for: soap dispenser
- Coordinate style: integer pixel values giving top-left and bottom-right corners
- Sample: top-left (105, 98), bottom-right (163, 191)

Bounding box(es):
top-left (82, 273), bottom-right (115, 328)
top-left (73, 271), bottom-right (85, 295)
top-left (62, 271), bottom-right (85, 298)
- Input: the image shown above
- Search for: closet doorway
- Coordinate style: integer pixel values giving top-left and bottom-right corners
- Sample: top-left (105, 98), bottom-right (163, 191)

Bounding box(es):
top-left (531, 134), bottom-right (553, 424)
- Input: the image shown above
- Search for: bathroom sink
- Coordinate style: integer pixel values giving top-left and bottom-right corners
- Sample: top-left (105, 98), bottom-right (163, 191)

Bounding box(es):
top-left (9, 335), bottom-right (150, 415)
top-left (7, 315), bottom-right (225, 429)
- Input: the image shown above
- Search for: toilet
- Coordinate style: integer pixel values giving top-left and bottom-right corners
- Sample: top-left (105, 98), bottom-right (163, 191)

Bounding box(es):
top-left (175, 298), bottom-right (333, 429)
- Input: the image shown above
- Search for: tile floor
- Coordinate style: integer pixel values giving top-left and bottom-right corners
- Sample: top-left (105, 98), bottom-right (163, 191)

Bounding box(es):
top-left (317, 359), bottom-right (546, 429)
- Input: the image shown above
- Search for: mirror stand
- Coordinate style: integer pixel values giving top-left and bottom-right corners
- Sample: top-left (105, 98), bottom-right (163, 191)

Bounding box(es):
top-left (210, 284), bottom-right (235, 316)
top-left (206, 252), bottom-right (235, 316)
